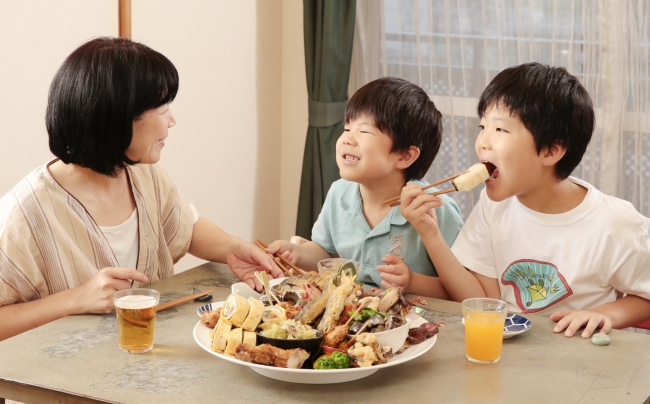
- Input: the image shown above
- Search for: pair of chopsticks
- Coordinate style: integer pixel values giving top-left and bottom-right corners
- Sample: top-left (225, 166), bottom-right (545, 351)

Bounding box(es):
top-left (254, 239), bottom-right (307, 277)
top-left (156, 289), bottom-right (213, 312)
top-left (383, 170), bottom-right (469, 207)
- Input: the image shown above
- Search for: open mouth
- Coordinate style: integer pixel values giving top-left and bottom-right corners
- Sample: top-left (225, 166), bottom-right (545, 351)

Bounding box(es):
top-left (482, 161), bottom-right (498, 179)
top-left (343, 154), bottom-right (360, 162)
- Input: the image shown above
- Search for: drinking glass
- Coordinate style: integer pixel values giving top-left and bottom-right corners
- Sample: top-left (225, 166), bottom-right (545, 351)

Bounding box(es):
top-left (462, 298), bottom-right (508, 364)
top-left (113, 288), bottom-right (160, 353)
top-left (317, 258), bottom-right (359, 280)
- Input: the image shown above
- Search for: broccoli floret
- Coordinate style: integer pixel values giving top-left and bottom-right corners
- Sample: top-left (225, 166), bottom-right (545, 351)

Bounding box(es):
top-left (315, 352), bottom-right (351, 369)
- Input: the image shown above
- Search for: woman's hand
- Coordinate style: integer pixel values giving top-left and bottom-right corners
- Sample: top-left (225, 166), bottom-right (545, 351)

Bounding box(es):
top-left (549, 310), bottom-right (613, 338)
top-left (226, 240), bottom-right (283, 291)
top-left (400, 182), bottom-right (444, 237)
top-left (376, 254), bottom-right (412, 292)
top-left (72, 267), bottom-right (149, 314)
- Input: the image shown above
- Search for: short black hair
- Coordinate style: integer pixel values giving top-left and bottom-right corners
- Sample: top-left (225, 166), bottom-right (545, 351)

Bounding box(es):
top-left (478, 62), bottom-right (595, 180)
top-left (345, 77), bottom-right (443, 181)
top-left (47, 37), bottom-right (179, 177)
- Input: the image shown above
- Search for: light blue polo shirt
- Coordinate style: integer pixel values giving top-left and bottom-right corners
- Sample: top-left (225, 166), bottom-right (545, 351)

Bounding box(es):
top-left (312, 179), bottom-right (464, 287)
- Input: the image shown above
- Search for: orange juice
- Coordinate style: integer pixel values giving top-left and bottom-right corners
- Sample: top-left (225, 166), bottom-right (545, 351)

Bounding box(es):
top-left (465, 311), bottom-right (505, 362)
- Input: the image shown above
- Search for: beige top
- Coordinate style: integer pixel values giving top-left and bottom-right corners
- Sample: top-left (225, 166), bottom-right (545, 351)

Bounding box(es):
top-left (0, 162), bottom-right (195, 305)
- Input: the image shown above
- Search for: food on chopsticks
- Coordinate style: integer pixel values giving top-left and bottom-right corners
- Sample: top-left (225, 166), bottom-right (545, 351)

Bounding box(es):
top-left (384, 162), bottom-right (494, 206)
top-left (235, 343), bottom-right (310, 369)
top-left (200, 307), bottom-right (221, 328)
top-left (451, 163), bottom-right (490, 192)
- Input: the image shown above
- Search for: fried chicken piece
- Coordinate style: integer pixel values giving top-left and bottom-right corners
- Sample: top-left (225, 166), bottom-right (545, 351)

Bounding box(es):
top-left (200, 307), bottom-right (221, 328)
top-left (235, 343), bottom-right (309, 369)
top-left (276, 301), bottom-right (300, 320)
top-left (323, 324), bottom-right (349, 348)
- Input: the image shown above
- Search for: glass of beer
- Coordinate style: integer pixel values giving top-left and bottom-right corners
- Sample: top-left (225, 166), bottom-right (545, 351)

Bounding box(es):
top-left (462, 298), bottom-right (508, 364)
top-left (113, 289), bottom-right (160, 353)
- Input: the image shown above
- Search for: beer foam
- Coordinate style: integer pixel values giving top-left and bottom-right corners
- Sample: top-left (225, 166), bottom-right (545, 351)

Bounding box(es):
top-left (115, 294), bottom-right (157, 309)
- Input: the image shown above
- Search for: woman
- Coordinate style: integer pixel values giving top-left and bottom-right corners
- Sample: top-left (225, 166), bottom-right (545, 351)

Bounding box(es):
top-left (0, 37), bottom-right (281, 341)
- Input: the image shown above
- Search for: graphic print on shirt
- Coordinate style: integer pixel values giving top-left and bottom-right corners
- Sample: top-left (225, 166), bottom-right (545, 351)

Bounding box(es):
top-left (501, 260), bottom-right (573, 313)
top-left (387, 234), bottom-right (409, 260)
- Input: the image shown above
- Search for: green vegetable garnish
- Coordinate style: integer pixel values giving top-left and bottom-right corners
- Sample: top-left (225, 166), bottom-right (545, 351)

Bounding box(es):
top-left (315, 352), bottom-right (351, 370)
top-left (348, 308), bottom-right (386, 322)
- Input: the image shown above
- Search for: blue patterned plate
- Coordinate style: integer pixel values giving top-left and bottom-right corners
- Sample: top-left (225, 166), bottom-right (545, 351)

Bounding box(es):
top-left (462, 313), bottom-right (532, 338)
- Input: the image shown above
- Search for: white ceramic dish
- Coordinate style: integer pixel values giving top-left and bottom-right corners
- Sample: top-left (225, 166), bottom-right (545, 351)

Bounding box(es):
top-left (461, 313), bottom-right (532, 338)
top-left (193, 302), bottom-right (437, 384)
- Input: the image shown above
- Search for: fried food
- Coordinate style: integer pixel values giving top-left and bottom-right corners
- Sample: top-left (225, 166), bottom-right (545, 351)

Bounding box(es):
top-left (235, 343), bottom-right (310, 369)
top-left (200, 307), bottom-right (221, 328)
top-left (322, 324), bottom-right (349, 348)
top-left (318, 275), bottom-right (356, 334)
top-left (276, 301), bottom-right (300, 320)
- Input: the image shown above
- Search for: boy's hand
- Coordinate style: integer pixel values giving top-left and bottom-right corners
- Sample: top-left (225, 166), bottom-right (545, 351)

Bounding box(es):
top-left (549, 310), bottom-right (613, 338)
top-left (376, 254), bottom-right (412, 293)
top-left (265, 240), bottom-right (299, 264)
top-left (400, 182), bottom-right (445, 237)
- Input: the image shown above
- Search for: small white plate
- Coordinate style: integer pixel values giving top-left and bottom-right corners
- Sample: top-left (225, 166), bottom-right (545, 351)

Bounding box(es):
top-left (461, 313), bottom-right (532, 338)
top-left (193, 302), bottom-right (437, 384)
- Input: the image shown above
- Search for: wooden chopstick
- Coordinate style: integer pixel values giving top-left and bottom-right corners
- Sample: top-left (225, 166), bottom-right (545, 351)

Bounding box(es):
top-left (383, 170), bottom-right (468, 205)
top-left (254, 239), bottom-right (308, 276)
top-left (156, 289), bottom-right (213, 312)
top-left (254, 240), bottom-right (292, 276)
top-left (388, 187), bottom-right (456, 207)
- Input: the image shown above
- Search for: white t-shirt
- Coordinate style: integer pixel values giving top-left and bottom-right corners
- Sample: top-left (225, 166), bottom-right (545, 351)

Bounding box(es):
top-left (451, 177), bottom-right (650, 315)
top-left (99, 204), bottom-right (199, 268)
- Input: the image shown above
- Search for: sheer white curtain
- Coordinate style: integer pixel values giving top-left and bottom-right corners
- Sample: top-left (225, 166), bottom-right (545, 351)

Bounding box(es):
top-left (350, 0), bottom-right (650, 219)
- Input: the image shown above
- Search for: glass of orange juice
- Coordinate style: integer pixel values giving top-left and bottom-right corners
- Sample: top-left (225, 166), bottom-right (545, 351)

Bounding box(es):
top-left (462, 298), bottom-right (509, 364)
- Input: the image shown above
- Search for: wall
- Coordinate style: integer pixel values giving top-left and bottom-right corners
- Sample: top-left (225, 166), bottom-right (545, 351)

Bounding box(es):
top-left (0, 1), bottom-right (307, 273)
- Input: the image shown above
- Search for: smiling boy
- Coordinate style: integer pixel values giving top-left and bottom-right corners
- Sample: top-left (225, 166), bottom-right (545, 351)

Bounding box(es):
top-left (268, 77), bottom-right (464, 297)
top-left (399, 63), bottom-right (650, 337)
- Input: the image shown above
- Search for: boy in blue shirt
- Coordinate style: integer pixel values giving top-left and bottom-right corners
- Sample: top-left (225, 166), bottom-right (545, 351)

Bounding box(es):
top-left (268, 77), bottom-right (464, 298)
top-left (396, 63), bottom-right (650, 337)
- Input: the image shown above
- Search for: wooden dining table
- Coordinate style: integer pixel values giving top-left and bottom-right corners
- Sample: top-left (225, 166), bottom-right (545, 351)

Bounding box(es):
top-left (1, 262), bottom-right (649, 404)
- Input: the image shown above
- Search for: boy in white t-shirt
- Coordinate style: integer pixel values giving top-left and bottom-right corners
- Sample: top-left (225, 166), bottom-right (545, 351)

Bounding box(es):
top-left (394, 63), bottom-right (650, 338)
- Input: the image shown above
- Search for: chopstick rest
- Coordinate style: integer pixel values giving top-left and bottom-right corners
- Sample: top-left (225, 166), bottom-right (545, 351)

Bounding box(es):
top-left (157, 289), bottom-right (214, 312)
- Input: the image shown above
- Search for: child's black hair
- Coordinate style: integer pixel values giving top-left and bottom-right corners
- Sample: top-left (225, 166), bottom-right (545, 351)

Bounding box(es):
top-left (344, 77), bottom-right (443, 181)
top-left (478, 62), bottom-right (595, 179)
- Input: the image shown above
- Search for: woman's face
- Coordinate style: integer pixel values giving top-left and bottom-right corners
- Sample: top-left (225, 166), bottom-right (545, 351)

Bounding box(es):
top-left (127, 104), bottom-right (176, 164)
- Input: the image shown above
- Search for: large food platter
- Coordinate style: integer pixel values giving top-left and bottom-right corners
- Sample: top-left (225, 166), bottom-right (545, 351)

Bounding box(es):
top-left (193, 300), bottom-right (437, 384)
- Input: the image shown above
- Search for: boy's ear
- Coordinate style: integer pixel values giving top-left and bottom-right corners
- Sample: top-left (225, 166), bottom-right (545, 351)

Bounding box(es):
top-left (396, 146), bottom-right (421, 169)
top-left (540, 143), bottom-right (567, 167)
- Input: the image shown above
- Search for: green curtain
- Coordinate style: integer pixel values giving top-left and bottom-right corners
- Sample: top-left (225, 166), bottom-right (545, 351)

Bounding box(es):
top-left (295, 0), bottom-right (356, 239)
